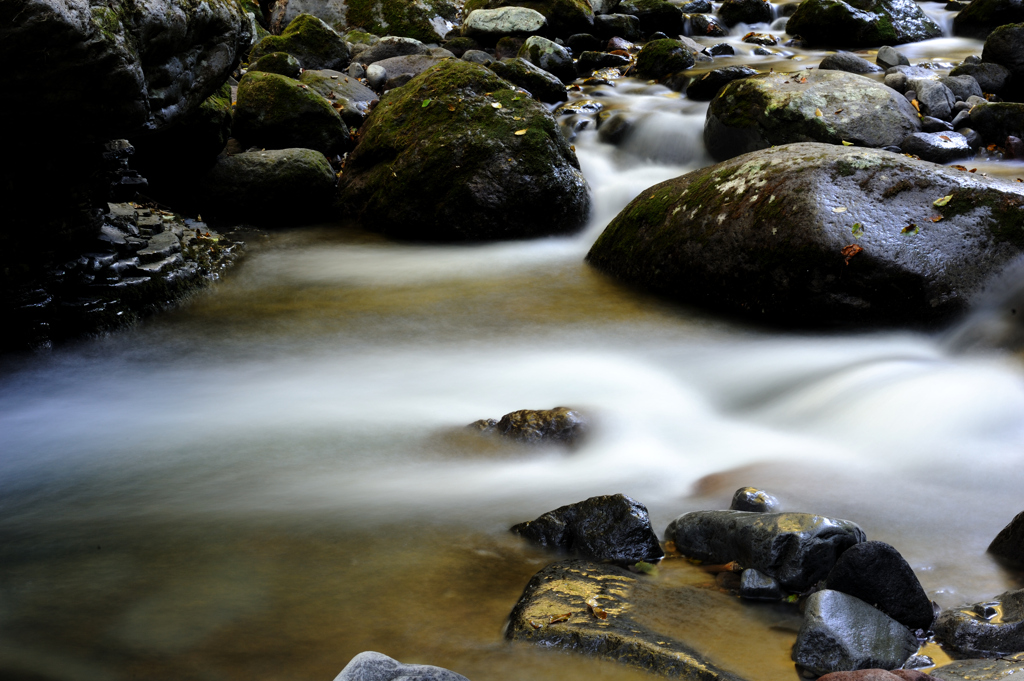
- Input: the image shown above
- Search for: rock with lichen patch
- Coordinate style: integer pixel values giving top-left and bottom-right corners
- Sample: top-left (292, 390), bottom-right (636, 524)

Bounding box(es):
top-left (269, 0), bottom-right (459, 42)
top-left (463, 0), bottom-right (594, 35)
top-left (469, 406), bottom-right (587, 445)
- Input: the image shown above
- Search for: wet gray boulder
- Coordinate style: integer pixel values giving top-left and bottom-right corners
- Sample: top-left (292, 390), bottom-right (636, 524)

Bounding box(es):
top-left (365, 54), bottom-right (448, 91)
top-left (819, 52), bottom-right (885, 74)
top-left (900, 132), bottom-right (973, 164)
top-left (949, 62), bottom-right (1011, 95)
top-left (934, 589), bottom-right (1024, 655)
top-left (469, 406), bottom-right (587, 445)
top-left (792, 590), bottom-right (919, 676)
top-left (930, 656), bottom-right (1024, 681)
top-left (703, 70), bottom-right (921, 162)
top-left (876, 46), bottom-right (910, 69)
top-left (823, 541), bottom-right (934, 632)
top-left (953, 0), bottom-right (1024, 40)
top-left (717, 0), bottom-right (772, 27)
top-left (940, 75), bottom-right (984, 102)
top-left (357, 36), bottom-right (427, 65)
top-left (505, 559), bottom-right (747, 681)
top-left (909, 78), bottom-right (955, 121)
top-left (489, 57), bottom-right (568, 102)
top-left (510, 494), bottom-right (665, 564)
top-left (249, 14), bottom-right (350, 70)
top-left (739, 569), bottom-right (782, 600)
top-left (518, 35), bottom-right (576, 83)
top-left (988, 509), bottom-right (1024, 565)
top-left (664, 510), bottom-right (864, 591)
top-left (0, 0), bottom-right (253, 140)
top-left (463, 0), bottom-right (595, 36)
top-left (334, 651), bottom-right (469, 681)
top-left (463, 7), bottom-right (549, 40)
top-left (969, 102), bottom-right (1024, 145)
top-left (199, 148), bottom-right (337, 224)
top-left (730, 487), bottom-right (779, 512)
top-left (337, 60), bottom-right (590, 241)
top-left (298, 69), bottom-right (378, 127)
top-left (585, 143), bottom-right (1024, 326)
top-left (786, 0), bottom-right (942, 47)
top-left (685, 66), bottom-right (757, 101)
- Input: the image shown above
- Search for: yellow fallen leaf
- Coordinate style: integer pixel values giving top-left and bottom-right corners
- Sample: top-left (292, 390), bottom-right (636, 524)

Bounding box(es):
top-left (514, 129), bottom-right (528, 135)
top-left (491, 102), bottom-right (502, 109)
top-left (841, 140), bottom-right (854, 146)
top-left (815, 108), bottom-right (823, 116)
top-left (934, 195), bottom-right (952, 207)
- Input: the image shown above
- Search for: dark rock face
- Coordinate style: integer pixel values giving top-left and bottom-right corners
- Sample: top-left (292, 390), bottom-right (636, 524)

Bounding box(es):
top-left (635, 39), bottom-right (697, 80)
top-left (685, 66), bottom-right (757, 100)
top-left (200, 148), bottom-right (337, 224)
top-left (511, 494), bottom-right (665, 564)
top-left (490, 57), bottom-right (568, 102)
top-left (664, 510), bottom-right (865, 591)
top-left (929, 656), bottom-right (1024, 681)
top-left (505, 559), bottom-right (747, 681)
top-left (0, 0), bottom-right (253, 140)
top-left (593, 13), bottom-right (642, 40)
top-left (335, 651), bottom-right (470, 681)
top-left (900, 132), bottom-right (974, 164)
top-left (969, 102), bottom-right (1024, 144)
top-left (792, 590), bottom-right (919, 676)
top-left (982, 23), bottom-right (1024, 98)
top-left (823, 541), bottom-right (934, 632)
top-left (336, 60), bottom-right (590, 241)
top-left (940, 75), bottom-right (984, 102)
top-left (949, 62), bottom-right (1012, 95)
top-left (739, 569), bottom-right (782, 600)
top-left (469, 406), bottom-right (588, 445)
top-left (934, 589), bottom-right (1024, 655)
top-left (729, 487), bottom-right (779, 512)
top-left (233, 71), bottom-right (351, 156)
top-left (819, 52), bottom-right (885, 74)
top-left (618, 0), bottom-right (685, 34)
top-left (357, 36), bottom-right (428, 65)
top-left (249, 13), bottom-right (350, 70)
top-left (586, 143), bottom-right (1024, 327)
top-left (299, 69), bottom-right (378, 128)
top-left (786, 0), bottom-right (942, 48)
top-left (954, 0), bottom-right (1024, 40)
top-left (717, 0), bottom-right (772, 25)
top-left (988, 509), bottom-right (1024, 565)
top-left (703, 70), bottom-right (920, 162)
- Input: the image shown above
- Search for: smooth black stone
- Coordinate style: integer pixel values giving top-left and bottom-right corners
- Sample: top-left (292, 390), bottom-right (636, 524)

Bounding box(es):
top-left (729, 487), bottom-right (779, 512)
top-left (934, 588), bottom-right (1024, 655)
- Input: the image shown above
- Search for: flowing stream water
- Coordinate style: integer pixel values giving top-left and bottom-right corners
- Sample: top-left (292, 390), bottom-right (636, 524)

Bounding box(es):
top-left (4, 10), bottom-right (1024, 681)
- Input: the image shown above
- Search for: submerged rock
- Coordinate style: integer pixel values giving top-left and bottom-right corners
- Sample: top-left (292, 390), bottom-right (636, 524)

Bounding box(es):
top-left (664, 510), bottom-right (865, 591)
top-left (934, 588), bottom-right (1024, 655)
top-left (786, 0), bottom-right (942, 47)
top-left (336, 60), bottom-right (590, 241)
top-left (505, 559), bottom-right (747, 681)
top-left (511, 494), bottom-right (665, 564)
top-left (729, 487), bottom-right (779, 513)
top-left (823, 541), bottom-right (934, 632)
top-left (334, 651), bottom-right (469, 681)
top-left (703, 70), bottom-right (920, 162)
top-left (586, 143), bottom-right (1024, 326)
top-left (792, 590), bottom-right (919, 676)
top-left (469, 406), bottom-right (587, 445)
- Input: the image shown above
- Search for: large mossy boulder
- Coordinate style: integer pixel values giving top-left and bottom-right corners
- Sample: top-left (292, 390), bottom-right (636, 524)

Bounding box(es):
top-left (336, 60), bottom-right (590, 241)
top-left (786, 0), bottom-right (942, 47)
top-left (268, 0), bottom-right (459, 42)
top-left (585, 143), bottom-right (1024, 327)
top-left (463, 0), bottom-right (594, 36)
top-left (953, 0), bottom-right (1024, 40)
top-left (249, 13), bottom-right (351, 70)
top-left (635, 38), bottom-right (697, 80)
top-left (233, 71), bottom-right (351, 155)
top-left (664, 510), bottom-right (865, 592)
top-left (704, 70), bottom-right (920, 162)
top-left (199, 148), bottom-right (337, 224)
top-left (0, 0), bottom-right (253, 140)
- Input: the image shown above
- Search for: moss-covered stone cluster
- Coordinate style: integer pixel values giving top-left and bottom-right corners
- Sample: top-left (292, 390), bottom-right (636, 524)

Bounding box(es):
top-left (787, 0), bottom-right (942, 47)
top-left (346, 0), bottom-right (460, 42)
top-left (249, 13), bottom-right (351, 69)
top-left (634, 39), bottom-right (696, 81)
top-left (337, 59), bottom-right (590, 241)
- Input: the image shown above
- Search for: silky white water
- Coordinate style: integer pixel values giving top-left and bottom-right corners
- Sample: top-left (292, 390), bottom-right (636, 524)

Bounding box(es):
top-left (3, 19), bottom-right (1024, 681)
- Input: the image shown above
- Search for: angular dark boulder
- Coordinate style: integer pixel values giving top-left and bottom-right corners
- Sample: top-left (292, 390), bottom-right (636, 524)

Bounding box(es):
top-left (510, 494), bottom-right (664, 564)
top-left (505, 559), bottom-right (747, 681)
top-left (664, 510), bottom-right (865, 591)
top-left (823, 541), bottom-right (934, 632)
top-left (988, 509), bottom-right (1024, 565)
top-left (336, 60), bottom-right (590, 241)
top-left (335, 651), bottom-right (469, 681)
top-left (717, 0), bottom-right (772, 26)
top-left (786, 0), bottom-right (942, 48)
top-left (819, 52), bottom-right (885, 74)
top-left (934, 588), bottom-right (1024, 655)
top-left (703, 70), bottom-right (920, 162)
top-left (792, 590), bottom-right (920, 676)
top-left (586, 143), bottom-right (1024, 326)
top-left (739, 569), bottom-right (782, 600)
top-left (900, 132), bottom-right (974, 164)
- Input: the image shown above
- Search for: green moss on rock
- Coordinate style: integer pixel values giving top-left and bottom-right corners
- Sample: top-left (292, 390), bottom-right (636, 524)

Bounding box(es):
top-left (337, 59), bottom-right (589, 241)
top-left (346, 0), bottom-right (460, 42)
top-left (249, 51), bottom-right (302, 77)
top-left (635, 39), bottom-right (696, 81)
top-left (249, 13), bottom-right (351, 70)
top-left (787, 0), bottom-right (941, 47)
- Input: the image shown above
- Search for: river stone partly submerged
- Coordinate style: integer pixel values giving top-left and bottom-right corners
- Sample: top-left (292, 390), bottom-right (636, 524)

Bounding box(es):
top-left (505, 559), bottom-right (747, 681)
top-left (934, 588), bottom-right (1024, 655)
top-left (510, 494), bottom-right (665, 564)
top-left (929, 654), bottom-right (1024, 681)
top-left (586, 143), bottom-right (1024, 327)
top-left (704, 70), bottom-right (920, 162)
top-left (337, 59), bottom-right (590, 241)
top-left (469, 406), bottom-right (587, 446)
top-left (664, 510), bottom-right (865, 592)
top-left (786, 0), bottom-right (942, 48)
top-left (334, 651), bottom-right (469, 681)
